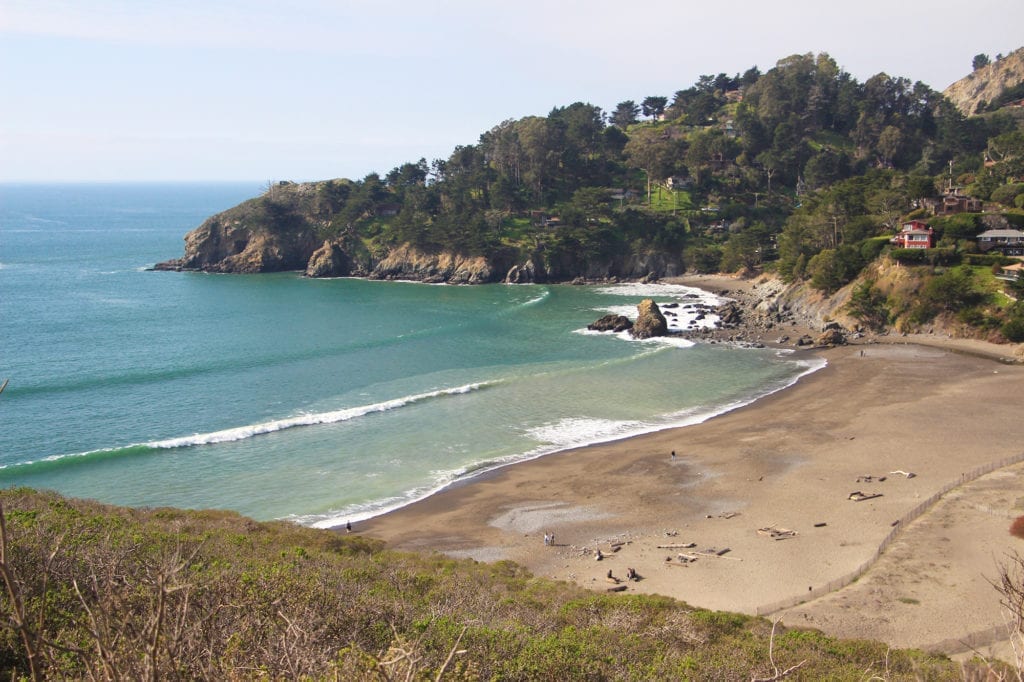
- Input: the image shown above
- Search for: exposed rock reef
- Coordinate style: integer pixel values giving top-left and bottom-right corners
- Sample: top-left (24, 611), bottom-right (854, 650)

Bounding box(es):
top-left (587, 314), bottom-right (633, 333)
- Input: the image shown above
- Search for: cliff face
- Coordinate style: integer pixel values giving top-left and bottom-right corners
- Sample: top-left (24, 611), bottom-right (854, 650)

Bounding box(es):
top-left (943, 47), bottom-right (1024, 116)
top-left (154, 194), bottom-right (321, 273)
top-left (369, 244), bottom-right (496, 284)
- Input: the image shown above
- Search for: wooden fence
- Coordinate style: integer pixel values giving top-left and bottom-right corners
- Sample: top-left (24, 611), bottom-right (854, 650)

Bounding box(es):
top-left (755, 452), bottom-right (1024, 618)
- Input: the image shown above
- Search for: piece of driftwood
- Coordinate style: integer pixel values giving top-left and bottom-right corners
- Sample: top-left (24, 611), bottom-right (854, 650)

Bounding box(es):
top-left (757, 526), bottom-right (798, 540)
top-left (813, 522), bottom-right (827, 528)
top-left (657, 542), bottom-right (697, 549)
top-left (847, 491), bottom-right (882, 502)
top-left (678, 550), bottom-right (742, 562)
top-left (606, 584), bottom-right (628, 592)
top-left (890, 470), bottom-right (916, 478)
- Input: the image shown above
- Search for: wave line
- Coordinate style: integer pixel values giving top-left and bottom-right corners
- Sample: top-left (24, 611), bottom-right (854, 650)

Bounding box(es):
top-left (1, 382), bottom-right (495, 472)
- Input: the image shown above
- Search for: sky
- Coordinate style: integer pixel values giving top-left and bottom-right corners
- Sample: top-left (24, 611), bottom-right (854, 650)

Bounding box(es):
top-left (2, 0), bottom-right (1023, 183)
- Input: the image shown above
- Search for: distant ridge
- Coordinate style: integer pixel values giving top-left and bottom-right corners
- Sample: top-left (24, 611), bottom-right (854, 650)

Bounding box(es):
top-left (943, 46), bottom-right (1024, 116)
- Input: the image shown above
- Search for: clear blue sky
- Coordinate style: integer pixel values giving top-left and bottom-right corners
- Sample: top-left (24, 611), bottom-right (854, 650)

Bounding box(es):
top-left (2, 0), bottom-right (1022, 183)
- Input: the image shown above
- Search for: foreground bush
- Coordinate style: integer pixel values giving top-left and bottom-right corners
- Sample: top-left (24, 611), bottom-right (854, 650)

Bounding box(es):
top-left (0, 489), bottom-right (982, 680)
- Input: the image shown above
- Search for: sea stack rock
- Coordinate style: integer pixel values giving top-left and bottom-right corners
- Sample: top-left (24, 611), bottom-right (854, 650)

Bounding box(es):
top-left (305, 240), bottom-right (350, 277)
top-left (630, 299), bottom-right (668, 339)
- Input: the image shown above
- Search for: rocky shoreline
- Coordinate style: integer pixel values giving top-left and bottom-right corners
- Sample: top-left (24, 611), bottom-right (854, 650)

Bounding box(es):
top-left (652, 275), bottom-right (846, 351)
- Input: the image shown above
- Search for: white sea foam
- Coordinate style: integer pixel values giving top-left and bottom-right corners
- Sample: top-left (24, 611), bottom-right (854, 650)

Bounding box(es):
top-left (592, 282), bottom-right (726, 304)
top-left (527, 416), bottom-right (646, 448)
top-left (297, 355), bottom-right (830, 530)
top-left (149, 382), bottom-right (492, 449)
top-left (521, 290), bottom-right (550, 306)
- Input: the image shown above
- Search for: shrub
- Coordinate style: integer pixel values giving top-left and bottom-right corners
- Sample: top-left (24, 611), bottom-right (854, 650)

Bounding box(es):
top-left (859, 237), bottom-right (889, 262)
top-left (990, 183), bottom-right (1024, 207)
top-left (963, 253), bottom-right (1010, 267)
top-left (1001, 318), bottom-right (1024, 343)
top-left (930, 213), bottom-right (982, 241)
top-left (1004, 211), bottom-right (1024, 228)
top-left (891, 248), bottom-right (926, 264)
top-left (1010, 516), bottom-right (1024, 540)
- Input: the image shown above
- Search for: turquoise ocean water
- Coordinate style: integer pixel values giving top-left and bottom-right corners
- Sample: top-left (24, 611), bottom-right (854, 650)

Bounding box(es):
top-left (0, 184), bottom-right (823, 528)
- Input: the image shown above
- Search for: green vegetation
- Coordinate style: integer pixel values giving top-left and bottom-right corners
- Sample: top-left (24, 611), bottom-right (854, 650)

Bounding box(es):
top-left (238, 51), bottom-right (1024, 335)
top-left (0, 489), bottom-right (984, 679)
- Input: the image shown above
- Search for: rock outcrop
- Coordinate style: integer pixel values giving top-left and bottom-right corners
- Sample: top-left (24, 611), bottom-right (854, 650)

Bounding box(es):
top-left (630, 299), bottom-right (668, 339)
top-left (816, 328), bottom-right (847, 347)
top-left (369, 244), bottom-right (496, 284)
top-left (587, 314), bottom-right (633, 333)
top-left (153, 188), bottom-right (324, 273)
top-left (305, 240), bottom-right (351, 277)
top-left (943, 47), bottom-right (1024, 116)
top-left (505, 259), bottom-right (546, 284)
top-left (153, 207), bottom-right (319, 273)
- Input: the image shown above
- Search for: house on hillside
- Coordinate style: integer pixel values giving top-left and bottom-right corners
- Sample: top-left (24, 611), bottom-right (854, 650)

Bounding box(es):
top-left (921, 187), bottom-right (983, 215)
top-left (976, 228), bottom-right (1024, 255)
top-left (890, 220), bottom-right (935, 249)
top-left (996, 262), bottom-right (1024, 282)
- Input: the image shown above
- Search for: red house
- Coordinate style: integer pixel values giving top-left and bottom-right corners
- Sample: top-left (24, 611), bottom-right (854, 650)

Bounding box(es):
top-left (891, 220), bottom-right (934, 249)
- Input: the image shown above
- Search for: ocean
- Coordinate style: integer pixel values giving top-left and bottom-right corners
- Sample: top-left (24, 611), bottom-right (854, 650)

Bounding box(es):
top-left (0, 183), bottom-right (823, 528)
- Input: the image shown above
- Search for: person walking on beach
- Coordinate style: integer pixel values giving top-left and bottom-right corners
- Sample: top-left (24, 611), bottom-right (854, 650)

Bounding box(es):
top-left (543, 533), bottom-right (550, 546)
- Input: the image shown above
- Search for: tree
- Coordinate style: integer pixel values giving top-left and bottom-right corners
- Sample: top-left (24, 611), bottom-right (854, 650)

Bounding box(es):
top-left (623, 126), bottom-right (684, 203)
top-left (845, 280), bottom-right (889, 330)
top-left (641, 96), bottom-right (668, 121)
top-left (720, 223), bottom-right (770, 272)
top-left (611, 100), bottom-right (640, 129)
top-left (868, 188), bottom-right (907, 232)
top-left (806, 245), bottom-right (863, 294)
top-left (972, 53), bottom-right (991, 71)
top-left (876, 125), bottom-right (903, 167)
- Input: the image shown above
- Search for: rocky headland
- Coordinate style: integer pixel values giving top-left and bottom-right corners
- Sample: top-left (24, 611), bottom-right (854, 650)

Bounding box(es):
top-left (154, 182), bottom-right (681, 285)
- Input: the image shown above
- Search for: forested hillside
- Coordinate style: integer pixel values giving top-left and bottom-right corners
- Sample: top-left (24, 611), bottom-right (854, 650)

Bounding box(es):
top-left (161, 50), bottom-right (1024, 339)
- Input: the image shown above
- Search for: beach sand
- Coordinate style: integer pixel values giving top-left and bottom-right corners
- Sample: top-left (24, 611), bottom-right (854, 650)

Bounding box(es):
top-left (360, 281), bottom-right (1024, 656)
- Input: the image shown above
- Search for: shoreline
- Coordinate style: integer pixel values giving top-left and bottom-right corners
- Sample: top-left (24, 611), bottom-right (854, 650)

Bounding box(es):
top-left (358, 274), bottom-right (1024, 655)
top-left (315, 345), bottom-right (826, 529)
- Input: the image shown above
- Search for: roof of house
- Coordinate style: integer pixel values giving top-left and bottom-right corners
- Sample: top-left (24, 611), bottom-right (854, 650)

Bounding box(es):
top-left (977, 229), bottom-right (1024, 238)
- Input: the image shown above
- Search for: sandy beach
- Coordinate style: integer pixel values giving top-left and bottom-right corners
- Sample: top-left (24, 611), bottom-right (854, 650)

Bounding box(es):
top-left (360, 277), bottom-right (1024, 656)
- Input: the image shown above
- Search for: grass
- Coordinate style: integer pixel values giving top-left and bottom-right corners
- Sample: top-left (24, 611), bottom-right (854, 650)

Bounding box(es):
top-left (647, 185), bottom-right (695, 213)
top-left (0, 488), bottom-right (990, 680)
